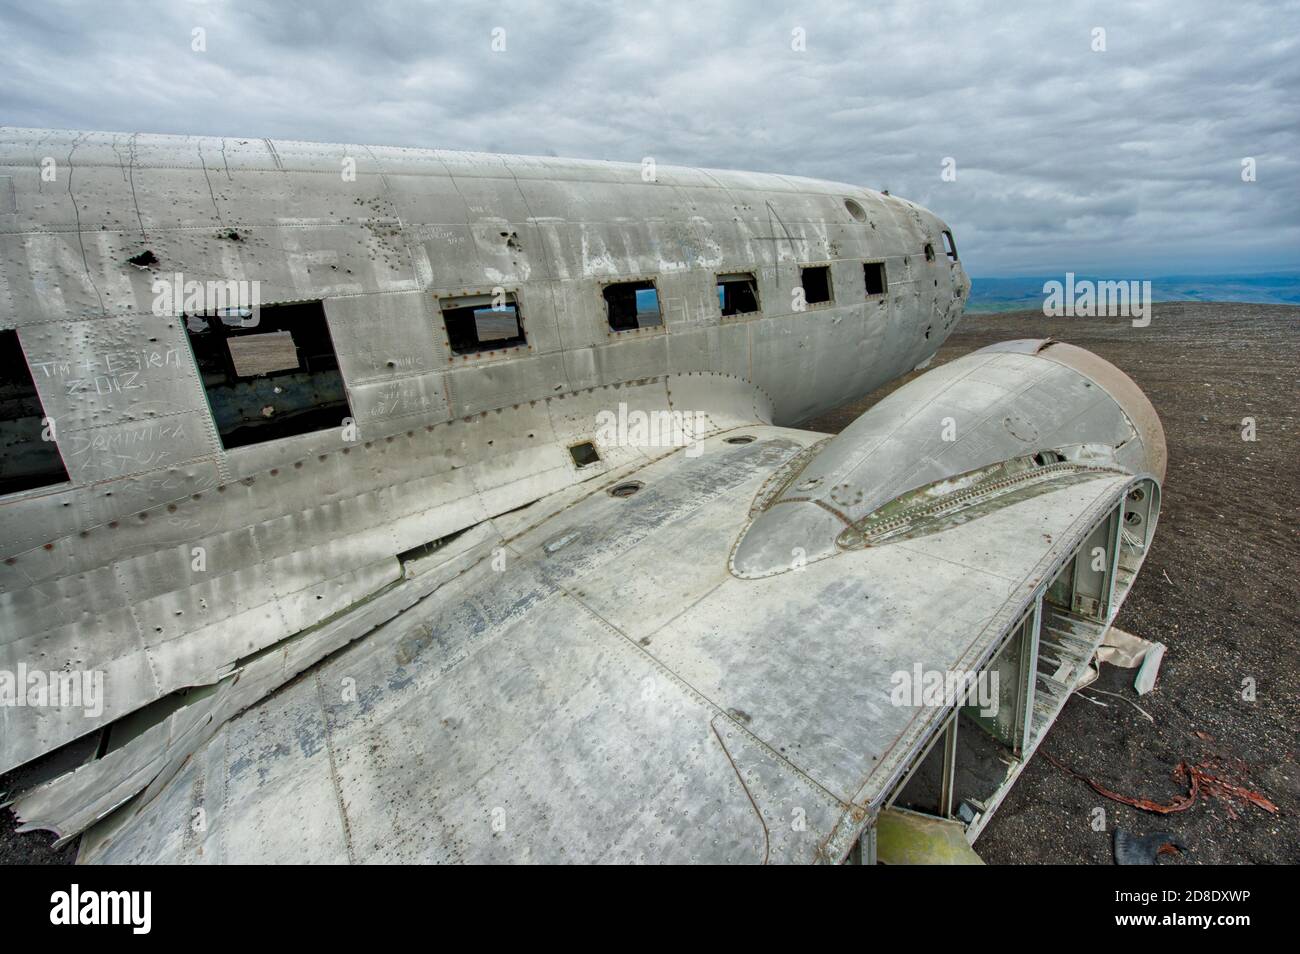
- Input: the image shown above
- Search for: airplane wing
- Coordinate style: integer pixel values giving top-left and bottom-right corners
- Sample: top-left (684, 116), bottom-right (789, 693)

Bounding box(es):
top-left (12, 339), bottom-right (1164, 863)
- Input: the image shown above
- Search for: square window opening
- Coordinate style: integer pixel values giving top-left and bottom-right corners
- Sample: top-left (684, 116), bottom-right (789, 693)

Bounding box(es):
top-left (603, 280), bottom-right (661, 332)
top-left (799, 265), bottom-right (833, 305)
top-left (568, 441), bottom-right (600, 467)
top-left (717, 272), bottom-right (761, 316)
top-left (0, 329), bottom-right (70, 495)
top-left (924, 242), bottom-right (936, 263)
top-left (183, 300), bottom-right (352, 451)
top-left (441, 292), bottom-right (527, 356)
top-left (863, 262), bottom-right (888, 297)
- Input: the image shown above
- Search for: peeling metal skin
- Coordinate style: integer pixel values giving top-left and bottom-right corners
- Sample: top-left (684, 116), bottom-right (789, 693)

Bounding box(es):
top-left (0, 129), bottom-right (1165, 864)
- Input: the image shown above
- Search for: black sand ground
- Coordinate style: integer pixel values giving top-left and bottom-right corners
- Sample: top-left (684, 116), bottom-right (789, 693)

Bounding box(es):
top-left (3, 301), bottom-right (1296, 864)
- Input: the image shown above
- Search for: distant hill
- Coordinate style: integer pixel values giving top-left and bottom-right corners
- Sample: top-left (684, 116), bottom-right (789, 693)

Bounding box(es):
top-left (966, 273), bottom-right (1300, 313)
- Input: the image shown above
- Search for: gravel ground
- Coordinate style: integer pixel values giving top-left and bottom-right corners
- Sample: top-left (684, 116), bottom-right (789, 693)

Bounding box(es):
top-left (3, 301), bottom-right (1295, 865)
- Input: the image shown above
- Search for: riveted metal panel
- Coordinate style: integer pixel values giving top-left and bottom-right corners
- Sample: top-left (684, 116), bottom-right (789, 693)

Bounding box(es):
top-left (346, 372), bottom-right (450, 436)
top-left (444, 350), bottom-right (569, 418)
top-left (326, 289), bottom-right (447, 381)
top-left (58, 410), bottom-right (216, 484)
top-left (19, 316), bottom-right (204, 430)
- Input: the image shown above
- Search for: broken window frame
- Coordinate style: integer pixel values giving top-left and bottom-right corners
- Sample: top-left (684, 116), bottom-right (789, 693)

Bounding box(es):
top-left (438, 290), bottom-right (529, 358)
top-left (716, 271), bottom-right (762, 317)
top-left (181, 299), bottom-right (353, 452)
top-left (602, 278), bottom-right (663, 334)
top-left (798, 264), bottom-right (835, 307)
top-left (0, 328), bottom-right (71, 497)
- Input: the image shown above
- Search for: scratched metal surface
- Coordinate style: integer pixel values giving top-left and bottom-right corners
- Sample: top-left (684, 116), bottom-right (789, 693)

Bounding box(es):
top-left (73, 420), bottom-right (1136, 864)
top-left (0, 128), bottom-right (967, 774)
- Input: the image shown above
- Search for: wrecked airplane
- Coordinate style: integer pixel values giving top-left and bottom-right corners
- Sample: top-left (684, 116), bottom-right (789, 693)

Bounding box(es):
top-left (0, 129), bottom-right (1163, 863)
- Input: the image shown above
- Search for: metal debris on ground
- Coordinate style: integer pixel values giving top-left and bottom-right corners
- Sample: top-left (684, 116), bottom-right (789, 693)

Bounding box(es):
top-left (1078, 686), bottom-right (1156, 722)
top-left (1043, 751), bottom-right (1278, 818)
top-left (1176, 760), bottom-right (1280, 819)
top-left (1041, 751), bottom-right (1197, 814)
top-left (1091, 625), bottom-right (1165, 695)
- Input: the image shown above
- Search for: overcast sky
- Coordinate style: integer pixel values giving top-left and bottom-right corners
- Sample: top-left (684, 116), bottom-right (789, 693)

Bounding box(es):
top-left (2, 0), bottom-right (1296, 276)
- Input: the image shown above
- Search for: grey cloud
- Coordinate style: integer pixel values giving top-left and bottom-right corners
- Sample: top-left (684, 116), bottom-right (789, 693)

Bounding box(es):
top-left (0, 0), bottom-right (1296, 275)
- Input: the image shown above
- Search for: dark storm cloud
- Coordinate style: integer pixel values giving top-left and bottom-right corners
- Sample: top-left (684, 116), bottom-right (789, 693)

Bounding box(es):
top-left (1, 0), bottom-right (1296, 275)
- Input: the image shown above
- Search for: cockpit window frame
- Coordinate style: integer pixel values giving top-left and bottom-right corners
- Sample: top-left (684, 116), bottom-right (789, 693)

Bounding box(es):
top-left (942, 230), bottom-right (959, 262)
